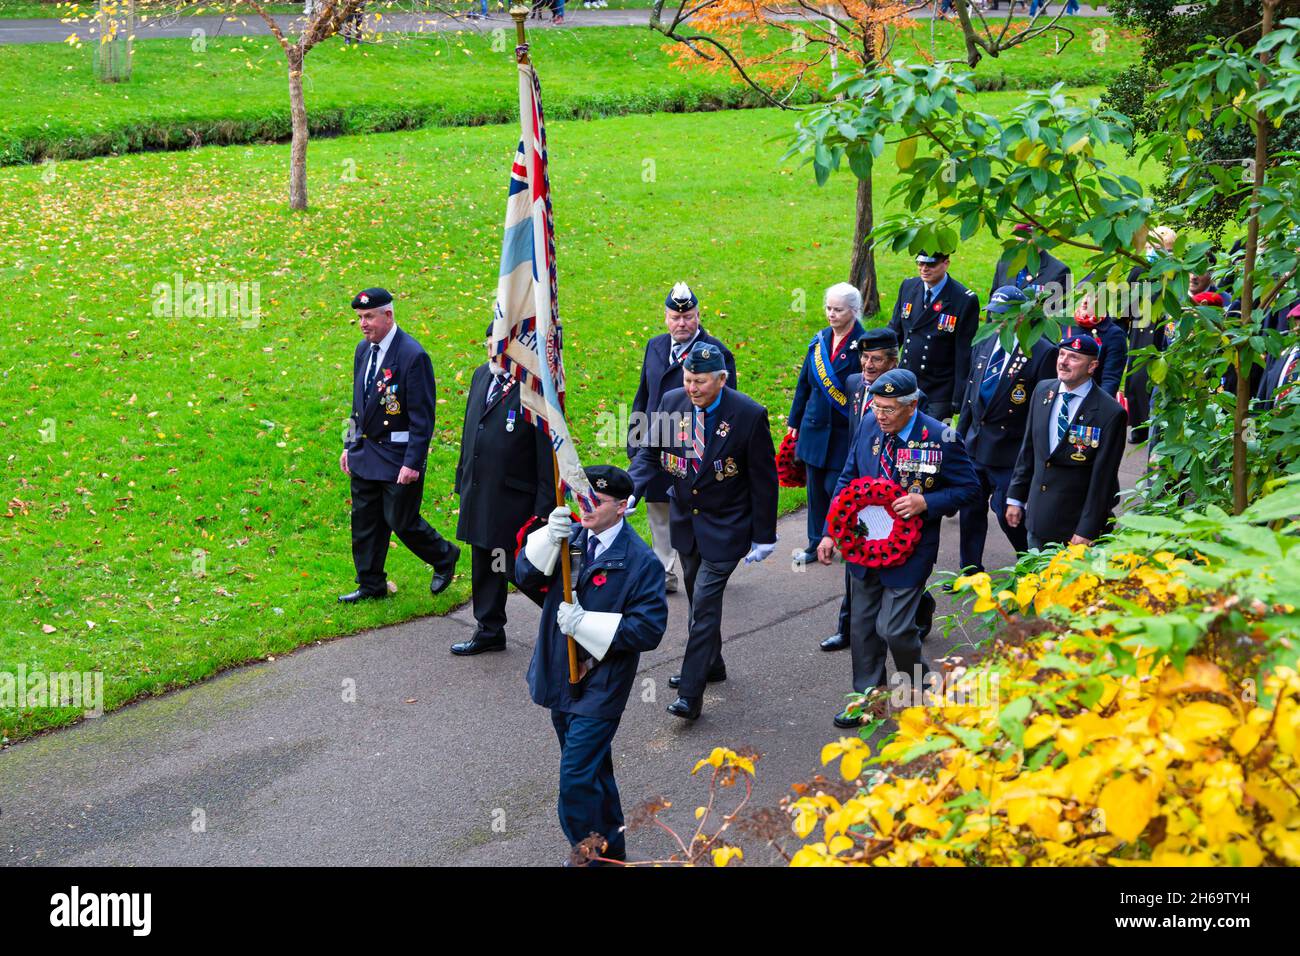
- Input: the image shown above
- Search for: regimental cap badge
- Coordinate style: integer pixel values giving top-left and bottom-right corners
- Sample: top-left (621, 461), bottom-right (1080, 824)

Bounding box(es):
top-left (1072, 337), bottom-right (1083, 349)
top-left (596, 478), bottom-right (608, 489)
top-left (667, 281), bottom-right (698, 312)
top-left (884, 383), bottom-right (895, 394)
top-left (359, 294), bottom-right (369, 305)
top-left (700, 347), bottom-right (712, 359)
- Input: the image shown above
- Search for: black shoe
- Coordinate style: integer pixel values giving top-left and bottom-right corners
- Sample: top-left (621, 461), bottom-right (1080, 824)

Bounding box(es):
top-left (820, 632), bottom-right (849, 651)
top-left (794, 546), bottom-right (818, 564)
top-left (667, 666), bottom-right (726, 689)
top-left (1128, 426), bottom-right (1149, 444)
top-left (450, 632), bottom-right (506, 656)
top-left (833, 707), bottom-right (864, 730)
top-left (338, 587), bottom-right (388, 604)
top-left (666, 696), bottom-right (702, 720)
top-left (430, 544), bottom-right (461, 596)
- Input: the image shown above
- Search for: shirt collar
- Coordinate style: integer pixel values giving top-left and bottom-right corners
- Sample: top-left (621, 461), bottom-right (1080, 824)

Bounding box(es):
top-left (672, 330), bottom-right (700, 356)
top-left (893, 409), bottom-right (920, 442)
top-left (1060, 378), bottom-right (1094, 400)
top-left (696, 391), bottom-right (724, 415)
top-left (923, 274), bottom-right (949, 299)
top-left (590, 519), bottom-right (624, 555)
top-left (375, 323), bottom-right (398, 355)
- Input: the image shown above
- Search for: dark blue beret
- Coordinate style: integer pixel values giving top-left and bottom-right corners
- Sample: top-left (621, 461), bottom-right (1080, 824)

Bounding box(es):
top-left (1059, 331), bottom-right (1101, 356)
top-left (857, 327), bottom-right (898, 351)
top-left (987, 285), bottom-right (1028, 314)
top-left (584, 465), bottom-right (633, 500)
top-left (869, 368), bottom-right (918, 396)
top-left (352, 287), bottom-right (393, 309)
top-left (665, 282), bottom-right (698, 313)
top-left (683, 340), bottom-right (726, 373)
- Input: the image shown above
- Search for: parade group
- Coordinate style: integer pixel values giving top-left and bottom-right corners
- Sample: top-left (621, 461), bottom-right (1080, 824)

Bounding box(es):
top-left (334, 229), bottom-right (1300, 863)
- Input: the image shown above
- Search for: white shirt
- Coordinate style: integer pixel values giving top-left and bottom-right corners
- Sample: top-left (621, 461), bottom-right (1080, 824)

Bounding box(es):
top-left (1048, 378), bottom-right (1093, 455)
top-left (364, 323), bottom-right (399, 380)
top-left (669, 330), bottom-right (700, 364)
top-left (587, 519), bottom-right (624, 561)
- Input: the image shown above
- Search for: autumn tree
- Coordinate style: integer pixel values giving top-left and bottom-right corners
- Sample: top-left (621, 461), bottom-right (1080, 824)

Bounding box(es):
top-left (649, 0), bottom-right (1085, 315)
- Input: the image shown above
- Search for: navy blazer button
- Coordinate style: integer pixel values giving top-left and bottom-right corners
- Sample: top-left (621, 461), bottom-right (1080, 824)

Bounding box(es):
top-left (692, 508), bottom-right (699, 515)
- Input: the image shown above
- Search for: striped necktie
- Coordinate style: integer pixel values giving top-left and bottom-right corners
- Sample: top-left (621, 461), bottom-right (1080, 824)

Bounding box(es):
top-left (1056, 391), bottom-right (1077, 445)
top-left (879, 433), bottom-right (898, 483)
top-left (979, 347), bottom-right (1006, 406)
top-left (364, 343), bottom-right (380, 394)
top-left (693, 407), bottom-right (705, 474)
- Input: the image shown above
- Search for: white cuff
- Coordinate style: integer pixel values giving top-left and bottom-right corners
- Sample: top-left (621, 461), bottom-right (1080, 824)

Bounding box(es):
top-left (1006, 499), bottom-right (1025, 509)
top-left (523, 524), bottom-right (561, 576)
top-left (571, 611), bottom-right (622, 661)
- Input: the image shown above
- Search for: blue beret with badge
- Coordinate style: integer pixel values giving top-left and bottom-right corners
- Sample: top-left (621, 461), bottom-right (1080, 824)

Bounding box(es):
top-left (584, 465), bottom-right (634, 500)
top-left (665, 281), bottom-right (699, 313)
top-left (869, 368), bottom-right (918, 396)
top-left (352, 287), bottom-right (393, 310)
top-left (987, 284), bottom-right (1028, 314)
top-left (857, 326), bottom-right (898, 351)
top-left (1059, 333), bottom-right (1101, 357)
top-left (683, 339), bottom-right (726, 373)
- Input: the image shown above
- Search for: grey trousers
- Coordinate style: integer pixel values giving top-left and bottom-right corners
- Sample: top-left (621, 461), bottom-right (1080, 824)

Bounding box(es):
top-left (646, 501), bottom-right (679, 578)
top-left (677, 548), bottom-right (740, 699)
top-left (848, 573), bottom-right (929, 693)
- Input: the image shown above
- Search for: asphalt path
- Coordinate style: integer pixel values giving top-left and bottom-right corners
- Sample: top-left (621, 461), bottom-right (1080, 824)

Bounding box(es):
top-left (0, 5), bottom-right (1113, 44)
top-left (0, 444), bottom-right (1147, 866)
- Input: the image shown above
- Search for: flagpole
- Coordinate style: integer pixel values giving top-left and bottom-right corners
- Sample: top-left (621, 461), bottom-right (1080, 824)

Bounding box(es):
top-left (512, 4), bottom-right (582, 695)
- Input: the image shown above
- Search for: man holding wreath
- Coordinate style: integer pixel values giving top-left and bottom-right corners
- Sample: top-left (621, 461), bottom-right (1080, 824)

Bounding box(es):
top-left (817, 368), bottom-right (979, 727)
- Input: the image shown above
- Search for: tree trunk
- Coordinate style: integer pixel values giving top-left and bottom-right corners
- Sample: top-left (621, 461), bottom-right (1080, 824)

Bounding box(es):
top-left (287, 47), bottom-right (309, 211)
top-left (849, 174), bottom-right (880, 318)
top-left (1233, 0), bottom-right (1276, 513)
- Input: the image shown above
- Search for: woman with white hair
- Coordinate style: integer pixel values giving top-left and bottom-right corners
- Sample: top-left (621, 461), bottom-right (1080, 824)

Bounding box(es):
top-left (787, 282), bottom-right (868, 565)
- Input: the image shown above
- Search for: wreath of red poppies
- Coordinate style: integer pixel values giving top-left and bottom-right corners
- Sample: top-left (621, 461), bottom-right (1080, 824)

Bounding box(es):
top-left (826, 476), bottom-right (922, 568)
top-left (776, 432), bottom-right (806, 488)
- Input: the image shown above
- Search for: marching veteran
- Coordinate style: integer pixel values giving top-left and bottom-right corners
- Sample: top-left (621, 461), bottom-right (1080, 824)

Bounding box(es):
top-left (787, 282), bottom-right (867, 564)
top-left (516, 465), bottom-right (668, 865)
top-left (628, 339), bottom-right (779, 721)
top-left (338, 287), bottom-right (460, 603)
top-left (1006, 334), bottom-right (1128, 548)
top-left (628, 282), bottom-right (737, 594)
top-left (817, 369), bottom-right (979, 727)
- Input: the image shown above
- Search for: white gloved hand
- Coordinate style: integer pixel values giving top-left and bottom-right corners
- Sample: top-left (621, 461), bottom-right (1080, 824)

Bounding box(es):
top-left (546, 505), bottom-right (574, 546)
top-left (625, 495), bottom-right (639, 515)
top-left (744, 542), bottom-right (776, 564)
top-left (557, 600), bottom-right (586, 636)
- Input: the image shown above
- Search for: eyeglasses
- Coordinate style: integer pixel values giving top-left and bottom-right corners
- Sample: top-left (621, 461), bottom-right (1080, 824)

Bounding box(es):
top-left (871, 402), bottom-right (906, 417)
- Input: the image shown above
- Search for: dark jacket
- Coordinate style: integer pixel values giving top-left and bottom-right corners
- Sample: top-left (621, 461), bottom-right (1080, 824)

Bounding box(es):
top-left (345, 326), bottom-right (436, 483)
top-left (787, 323), bottom-right (866, 471)
top-left (846, 372), bottom-right (929, 433)
top-left (628, 386), bottom-right (779, 563)
top-left (1254, 342), bottom-right (1300, 412)
top-left (958, 336), bottom-right (1059, 469)
top-left (455, 363), bottom-right (556, 550)
top-left (1007, 379), bottom-right (1128, 544)
top-left (517, 521), bottom-right (668, 720)
top-left (831, 409), bottom-right (979, 588)
top-left (628, 329), bottom-right (737, 502)
top-left (888, 275), bottom-right (981, 415)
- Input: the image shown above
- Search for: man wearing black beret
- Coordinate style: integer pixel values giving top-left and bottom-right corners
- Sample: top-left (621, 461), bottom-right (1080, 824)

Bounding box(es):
top-left (628, 339), bottom-right (779, 721)
top-left (628, 282), bottom-right (737, 595)
top-left (338, 288), bottom-right (460, 603)
top-left (1006, 334), bottom-right (1127, 548)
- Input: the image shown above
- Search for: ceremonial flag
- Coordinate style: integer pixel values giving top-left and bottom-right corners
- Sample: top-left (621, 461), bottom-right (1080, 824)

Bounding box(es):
top-left (490, 60), bottom-right (596, 513)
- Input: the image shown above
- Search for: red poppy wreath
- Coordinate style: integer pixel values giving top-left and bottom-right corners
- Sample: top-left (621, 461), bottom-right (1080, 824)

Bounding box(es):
top-left (776, 432), bottom-right (806, 488)
top-left (826, 476), bottom-right (922, 568)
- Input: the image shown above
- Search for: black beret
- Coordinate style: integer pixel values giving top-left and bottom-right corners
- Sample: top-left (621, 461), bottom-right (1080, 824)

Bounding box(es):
top-left (584, 465), bottom-right (634, 500)
top-left (1059, 331), bottom-right (1101, 357)
top-left (352, 287), bottom-right (393, 309)
top-left (868, 368), bottom-right (918, 397)
top-left (857, 327), bottom-right (898, 351)
top-left (683, 340), bottom-right (726, 373)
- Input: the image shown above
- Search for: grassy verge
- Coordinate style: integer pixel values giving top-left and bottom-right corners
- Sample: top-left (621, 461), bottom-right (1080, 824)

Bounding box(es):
top-left (0, 88), bottom-right (1152, 742)
top-left (0, 0), bottom-right (664, 18)
top-left (0, 20), bottom-right (1136, 165)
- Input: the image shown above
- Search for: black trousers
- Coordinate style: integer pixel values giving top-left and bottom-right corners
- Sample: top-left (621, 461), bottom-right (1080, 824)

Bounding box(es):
top-left (958, 461), bottom-right (1026, 573)
top-left (470, 544), bottom-right (514, 639)
top-left (804, 462), bottom-right (839, 551)
top-left (677, 548), bottom-right (740, 699)
top-left (350, 473), bottom-right (456, 592)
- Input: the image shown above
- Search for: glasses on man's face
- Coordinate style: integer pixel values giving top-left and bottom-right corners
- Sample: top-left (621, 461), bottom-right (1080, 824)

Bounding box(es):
top-left (871, 402), bottom-right (905, 417)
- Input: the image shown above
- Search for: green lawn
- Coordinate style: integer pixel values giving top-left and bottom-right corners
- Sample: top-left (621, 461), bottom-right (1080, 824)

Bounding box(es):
top-left (0, 88), bottom-right (1153, 741)
top-left (0, 19), bottom-right (1137, 164)
top-left (0, 0), bottom-right (664, 17)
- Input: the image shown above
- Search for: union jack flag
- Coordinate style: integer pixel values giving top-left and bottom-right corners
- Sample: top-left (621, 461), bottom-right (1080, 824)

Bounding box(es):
top-left (489, 59), bottom-right (596, 513)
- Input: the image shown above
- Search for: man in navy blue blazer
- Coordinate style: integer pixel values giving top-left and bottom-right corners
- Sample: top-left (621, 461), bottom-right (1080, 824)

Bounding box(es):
top-left (817, 369), bottom-right (979, 727)
top-left (516, 465), bottom-right (667, 864)
top-left (628, 282), bottom-right (737, 594)
top-left (628, 340), bottom-right (779, 721)
top-left (787, 282), bottom-right (867, 564)
top-left (338, 288), bottom-right (460, 603)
